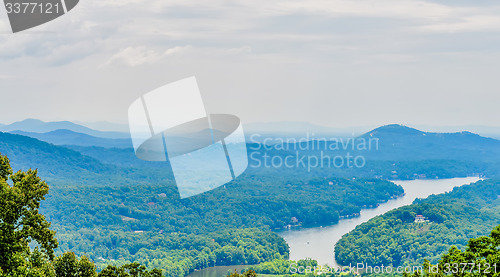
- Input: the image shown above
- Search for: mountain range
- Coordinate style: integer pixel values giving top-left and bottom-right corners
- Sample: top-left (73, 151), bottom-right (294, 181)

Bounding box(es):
top-left (9, 129), bottom-right (132, 148)
top-left (0, 119), bottom-right (130, 139)
top-left (358, 124), bottom-right (500, 161)
top-left (0, 131), bottom-right (173, 188)
top-left (1, 120), bottom-right (500, 187)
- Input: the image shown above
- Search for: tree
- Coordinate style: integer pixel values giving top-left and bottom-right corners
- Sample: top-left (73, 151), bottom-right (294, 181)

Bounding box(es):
top-left (78, 256), bottom-right (98, 277)
top-left (227, 270), bottom-right (258, 277)
top-left (242, 270), bottom-right (257, 277)
top-left (5, 247), bottom-right (57, 277)
top-left (98, 263), bottom-right (162, 277)
top-left (53, 252), bottom-right (78, 277)
top-left (406, 224), bottom-right (500, 277)
top-left (0, 153), bottom-right (58, 275)
top-left (53, 252), bottom-right (97, 277)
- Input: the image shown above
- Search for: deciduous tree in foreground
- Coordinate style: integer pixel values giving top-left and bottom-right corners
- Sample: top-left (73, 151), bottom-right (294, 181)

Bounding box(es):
top-left (0, 153), bottom-right (162, 277)
top-left (406, 225), bottom-right (500, 277)
top-left (0, 153), bottom-right (58, 276)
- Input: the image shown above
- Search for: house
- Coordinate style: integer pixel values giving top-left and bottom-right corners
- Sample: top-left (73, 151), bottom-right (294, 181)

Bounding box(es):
top-left (414, 215), bottom-right (426, 223)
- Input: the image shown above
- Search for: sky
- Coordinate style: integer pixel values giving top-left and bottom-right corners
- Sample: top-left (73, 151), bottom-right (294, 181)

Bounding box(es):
top-left (1, 0), bottom-right (500, 128)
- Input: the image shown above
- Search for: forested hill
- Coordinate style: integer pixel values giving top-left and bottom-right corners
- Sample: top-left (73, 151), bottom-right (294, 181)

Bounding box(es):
top-left (43, 176), bottom-right (402, 274)
top-left (3, 123), bottom-right (500, 275)
top-left (0, 131), bottom-right (404, 276)
top-left (0, 118), bottom-right (129, 138)
top-left (335, 178), bottom-right (500, 267)
top-left (0, 131), bottom-right (121, 184)
top-left (63, 125), bottom-right (500, 181)
top-left (0, 131), bottom-right (174, 187)
top-left (3, 123), bottom-right (500, 187)
top-left (9, 129), bottom-right (132, 148)
top-left (4, 122), bottom-right (500, 186)
top-left (244, 124), bottom-right (500, 180)
top-left (358, 124), bottom-right (500, 161)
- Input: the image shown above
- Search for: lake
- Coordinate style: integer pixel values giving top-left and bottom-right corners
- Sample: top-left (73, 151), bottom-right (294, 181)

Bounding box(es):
top-left (187, 177), bottom-right (480, 277)
top-left (278, 177), bottom-right (481, 268)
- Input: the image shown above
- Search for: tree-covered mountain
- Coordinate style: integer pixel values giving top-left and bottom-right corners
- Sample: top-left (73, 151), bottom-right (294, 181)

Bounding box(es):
top-left (10, 129), bottom-right (132, 148)
top-left (358, 124), bottom-right (500, 161)
top-left (3, 122), bottom-right (500, 195)
top-left (0, 152), bottom-right (284, 277)
top-left (335, 179), bottom-right (500, 268)
top-left (44, 175), bottom-right (402, 275)
top-left (0, 129), bottom-right (405, 276)
top-left (4, 122), bottom-right (500, 275)
top-left (6, 122), bottom-right (500, 184)
top-left (405, 224), bottom-right (500, 277)
top-left (244, 124), bottom-right (500, 180)
top-left (6, 121), bottom-right (500, 181)
top-left (0, 132), bottom-right (174, 187)
top-left (0, 119), bottom-right (129, 139)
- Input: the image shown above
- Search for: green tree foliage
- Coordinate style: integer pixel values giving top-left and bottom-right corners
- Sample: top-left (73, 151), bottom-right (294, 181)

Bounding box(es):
top-left (43, 177), bottom-right (402, 233)
top-left (245, 258), bottom-right (361, 277)
top-left (0, 152), bottom-right (292, 277)
top-left (50, 253), bottom-right (160, 277)
top-left (0, 134), bottom-right (415, 276)
top-left (41, 177), bottom-right (400, 275)
top-left (247, 258), bottom-right (318, 275)
top-left (405, 224), bottom-right (500, 277)
top-left (0, 153), bottom-right (58, 275)
top-left (75, 228), bottom-right (288, 276)
top-left (4, 247), bottom-right (57, 277)
top-left (98, 263), bottom-right (161, 277)
top-left (53, 252), bottom-right (97, 277)
top-left (0, 154), bottom-right (160, 277)
top-left (227, 269), bottom-right (258, 277)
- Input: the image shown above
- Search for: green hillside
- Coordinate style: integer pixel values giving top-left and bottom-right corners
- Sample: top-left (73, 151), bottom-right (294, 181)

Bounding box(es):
top-left (0, 131), bottom-right (174, 187)
top-left (335, 179), bottom-right (500, 267)
top-left (4, 125), bottom-right (500, 276)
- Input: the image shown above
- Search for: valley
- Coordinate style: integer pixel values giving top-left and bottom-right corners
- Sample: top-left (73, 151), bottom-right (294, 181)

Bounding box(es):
top-left (1, 120), bottom-right (500, 276)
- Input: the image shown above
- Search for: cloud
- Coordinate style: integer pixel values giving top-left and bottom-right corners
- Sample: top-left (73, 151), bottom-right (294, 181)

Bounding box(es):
top-left (2, 0), bottom-right (500, 66)
top-left (3, 0), bottom-right (500, 127)
top-left (267, 0), bottom-right (453, 20)
top-left (419, 15), bottom-right (500, 33)
top-left (103, 45), bottom-right (193, 67)
top-left (102, 45), bottom-right (257, 67)
top-left (0, 74), bottom-right (14, 79)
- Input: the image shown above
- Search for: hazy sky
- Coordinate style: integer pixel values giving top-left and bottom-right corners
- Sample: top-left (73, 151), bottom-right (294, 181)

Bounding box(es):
top-left (1, 0), bottom-right (500, 128)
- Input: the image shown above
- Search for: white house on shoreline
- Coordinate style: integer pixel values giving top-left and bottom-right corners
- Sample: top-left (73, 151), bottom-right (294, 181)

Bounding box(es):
top-left (414, 215), bottom-right (426, 223)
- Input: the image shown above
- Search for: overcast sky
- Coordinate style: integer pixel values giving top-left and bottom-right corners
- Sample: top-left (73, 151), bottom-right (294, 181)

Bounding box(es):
top-left (1, 0), bottom-right (500, 128)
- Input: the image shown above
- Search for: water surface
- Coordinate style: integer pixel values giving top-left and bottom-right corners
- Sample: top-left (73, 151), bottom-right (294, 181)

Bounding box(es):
top-left (278, 177), bottom-right (481, 267)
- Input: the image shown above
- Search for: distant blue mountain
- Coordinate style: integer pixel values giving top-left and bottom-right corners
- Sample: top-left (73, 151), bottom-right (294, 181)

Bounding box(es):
top-left (365, 124), bottom-right (425, 136)
top-left (0, 131), bottom-right (125, 185)
top-left (0, 119), bottom-right (130, 139)
top-left (358, 124), bottom-right (500, 161)
top-left (3, 122), bottom-right (500, 186)
top-left (74, 120), bottom-right (130, 133)
top-left (9, 129), bottom-right (132, 148)
top-left (0, 131), bottom-right (173, 187)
